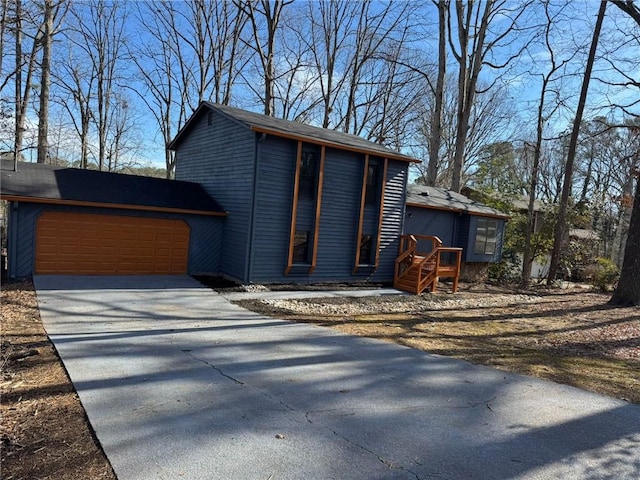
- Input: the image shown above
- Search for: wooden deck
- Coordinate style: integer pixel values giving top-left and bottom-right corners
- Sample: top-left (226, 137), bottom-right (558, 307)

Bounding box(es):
top-left (393, 235), bottom-right (462, 294)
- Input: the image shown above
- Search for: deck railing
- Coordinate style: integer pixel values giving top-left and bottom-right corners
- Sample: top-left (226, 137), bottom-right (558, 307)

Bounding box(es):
top-left (394, 235), bottom-right (463, 294)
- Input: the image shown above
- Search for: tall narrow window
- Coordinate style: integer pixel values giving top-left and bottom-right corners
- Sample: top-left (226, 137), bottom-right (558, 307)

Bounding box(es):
top-left (358, 234), bottom-right (373, 265)
top-left (299, 151), bottom-right (316, 197)
top-left (365, 164), bottom-right (379, 205)
top-left (474, 218), bottom-right (498, 255)
top-left (293, 231), bottom-right (310, 264)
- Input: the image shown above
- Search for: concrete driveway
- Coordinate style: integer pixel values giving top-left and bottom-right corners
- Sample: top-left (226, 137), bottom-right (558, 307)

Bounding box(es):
top-left (34, 275), bottom-right (640, 480)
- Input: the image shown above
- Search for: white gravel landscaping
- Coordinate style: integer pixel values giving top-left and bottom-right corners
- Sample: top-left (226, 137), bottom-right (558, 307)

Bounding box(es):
top-left (260, 293), bottom-right (541, 316)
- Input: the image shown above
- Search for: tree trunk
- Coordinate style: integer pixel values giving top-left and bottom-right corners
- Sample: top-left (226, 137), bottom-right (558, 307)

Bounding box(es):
top-left (14, 0), bottom-right (22, 170)
top-left (425, 0), bottom-right (447, 186)
top-left (546, 1), bottom-right (607, 284)
top-left (37, 0), bottom-right (53, 164)
top-left (0, 0), bottom-right (8, 81)
top-left (450, 0), bottom-right (492, 193)
top-left (14, 0), bottom-right (39, 169)
top-left (610, 172), bottom-right (640, 305)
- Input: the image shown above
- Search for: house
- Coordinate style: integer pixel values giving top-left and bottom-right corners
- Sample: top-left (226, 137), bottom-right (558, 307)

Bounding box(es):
top-left (1, 103), bottom-right (418, 285)
top-left (169, 102), bottom-right (417, 285)
top-left (403, 184), bottom-right (509, 281)
top-left (2, 103), bottom-right (507, 292)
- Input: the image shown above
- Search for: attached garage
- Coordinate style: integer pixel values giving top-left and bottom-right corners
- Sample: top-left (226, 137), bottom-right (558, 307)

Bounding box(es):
top-left (1, 160), bottom-right (226, 278)
top-left (35, 211), bottom-right (190, 274)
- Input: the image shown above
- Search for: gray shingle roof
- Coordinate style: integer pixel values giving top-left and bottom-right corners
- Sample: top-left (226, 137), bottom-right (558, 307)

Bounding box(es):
top-left (0, 160), bottom-right (226, 215)
top-left (169, 102), bottom-right (419, 163)
top-left (406, 184), bottom-right (509, 218)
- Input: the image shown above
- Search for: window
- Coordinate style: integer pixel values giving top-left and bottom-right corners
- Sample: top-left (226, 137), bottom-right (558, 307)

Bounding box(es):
top-left (474, 218), bottom-right (498, 255)
top-left (358, 234), bottom-right (374, 265)
top-left (299, 151), bottom-right (316, 197)
top-left (293, 231), bottom-right (310, 264)
top-left (365, 164), bottom-right (379, 205)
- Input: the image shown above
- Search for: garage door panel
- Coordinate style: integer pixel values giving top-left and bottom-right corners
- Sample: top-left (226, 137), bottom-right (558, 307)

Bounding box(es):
top-left (36, 211), bottom-right (190, 275)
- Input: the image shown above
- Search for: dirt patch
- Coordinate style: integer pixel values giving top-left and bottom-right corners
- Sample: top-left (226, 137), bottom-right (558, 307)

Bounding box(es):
top-left (1, 281), bottom-right (116, 480)
top-left (236, 286), bottom-right (640, 403)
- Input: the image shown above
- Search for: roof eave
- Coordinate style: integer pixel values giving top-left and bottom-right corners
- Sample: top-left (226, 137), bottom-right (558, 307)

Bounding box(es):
top-left (0, 194), bottom-right (228, 217)
top-left (406, 201), bottom-right (510, 219)
top-left (249, 125), bottom-right (419, 163)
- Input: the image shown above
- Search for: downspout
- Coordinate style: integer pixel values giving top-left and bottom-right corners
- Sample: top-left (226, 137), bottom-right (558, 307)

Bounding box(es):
top-left (245, 133), bottom-right (266, 284)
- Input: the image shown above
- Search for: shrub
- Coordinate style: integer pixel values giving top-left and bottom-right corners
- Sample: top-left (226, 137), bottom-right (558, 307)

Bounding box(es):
top-left (590, 258), bottom-right (620, 292)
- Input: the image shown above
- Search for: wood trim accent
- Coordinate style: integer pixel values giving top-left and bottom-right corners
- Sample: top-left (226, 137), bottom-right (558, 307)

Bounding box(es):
top-left (285, 141), bottom-right (303, 275)
top-left (374, 158), bottom-right (389, 268)
top-left (0, 195), bottom-right (228, 217)
top-left (353, 154), bottom-right (369, 274)
top-left (405, 202), bottom-right (510, 220)
top-left (308, 145), bottom-right (325, 274)
top-left (249, 126), bottom-right (419, 164)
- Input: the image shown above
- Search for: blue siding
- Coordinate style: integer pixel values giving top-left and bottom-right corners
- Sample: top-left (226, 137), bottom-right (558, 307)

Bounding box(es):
top-left (370, 161), bottom-right (407, 282)
top-left (404, 206), bottom-right (456, 246)
top-left (249, 135), bottom-right (296, 281)
top-left (312, 147), bottom-right (363, 280)
top-left (12, 203), bottom-right (42, 278)
top-left (7, 202), bottom-right (223, 278)
top-left (404, 208), bottom-right (505, 263)
top-left (249, 140), bottom-right (408, 284)
top-left (455, 215), bottom-right (470, 251)
top-left (174, 109), bottom-right (255, 282)
top-left (171, 105), bottom-right (412, 284)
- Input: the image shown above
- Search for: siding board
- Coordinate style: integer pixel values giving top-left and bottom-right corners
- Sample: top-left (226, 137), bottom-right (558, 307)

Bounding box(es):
top-left (404, 207), bottom-right (457, 247)
top-left (174, 110), bottom-right (255, 282)
top-left (370, 161), bottom-right (407, 282)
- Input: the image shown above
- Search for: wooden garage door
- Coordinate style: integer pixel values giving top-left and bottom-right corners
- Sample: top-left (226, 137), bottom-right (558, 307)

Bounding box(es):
top-left (36, 211), bottom-right (190, 274)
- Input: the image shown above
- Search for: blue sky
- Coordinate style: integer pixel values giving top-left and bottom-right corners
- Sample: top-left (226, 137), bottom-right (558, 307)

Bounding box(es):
top-left (3, 0), bottom-right (638, 172)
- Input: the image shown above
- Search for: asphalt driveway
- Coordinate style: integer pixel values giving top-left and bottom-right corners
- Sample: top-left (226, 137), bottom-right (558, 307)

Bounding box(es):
top-left (34, 275), bottom-right (640, 480)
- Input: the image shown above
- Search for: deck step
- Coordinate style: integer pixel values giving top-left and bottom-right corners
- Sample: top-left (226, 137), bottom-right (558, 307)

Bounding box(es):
top-left (394, 238), bottom-right (462, 295)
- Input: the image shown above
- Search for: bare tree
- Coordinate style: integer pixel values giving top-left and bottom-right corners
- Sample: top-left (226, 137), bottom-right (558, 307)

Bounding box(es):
top-left (301, 0), bottom-right (357, 128)
top-left (340, 0), bottom-right (414, 136)
top-left (11, 0), bottom-right (47, 168)
top-left (521, 1), bottom-right (576, 286)
top-left (424, 0), bottom-right (448, 186)
top-left (448, 0), bottom-right (531, 193)
top-left (104, 93), bottom-right (140, 172)
top-left (132, 1), bottom-right (248, 177)
top-left (36, 0), bottom-right (67, 164)
top-left (0, 0), bottom-right (9, 88)
top-left (414, 77), bottom-right (514, 187)
top-left (547, 0), bottom-right (607, 284)
top-left (237, 0), bottom-right (293, 116)
top-left (130, 1), bottom-right (190, 177)
top-left (53, 0), bottom-right (127, 170)
top-left (169, 0), bottom-right (248, 110)
top-left (54, 43), bottom-right (95, 168)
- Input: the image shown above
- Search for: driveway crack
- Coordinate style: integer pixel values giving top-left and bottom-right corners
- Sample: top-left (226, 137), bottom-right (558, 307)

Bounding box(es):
top-left (305, 410), bottom-right (430, 480)
top-left (181, 349), bottom-right (245, 386)
top-left (180, 349), bottom-right (298, 413)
